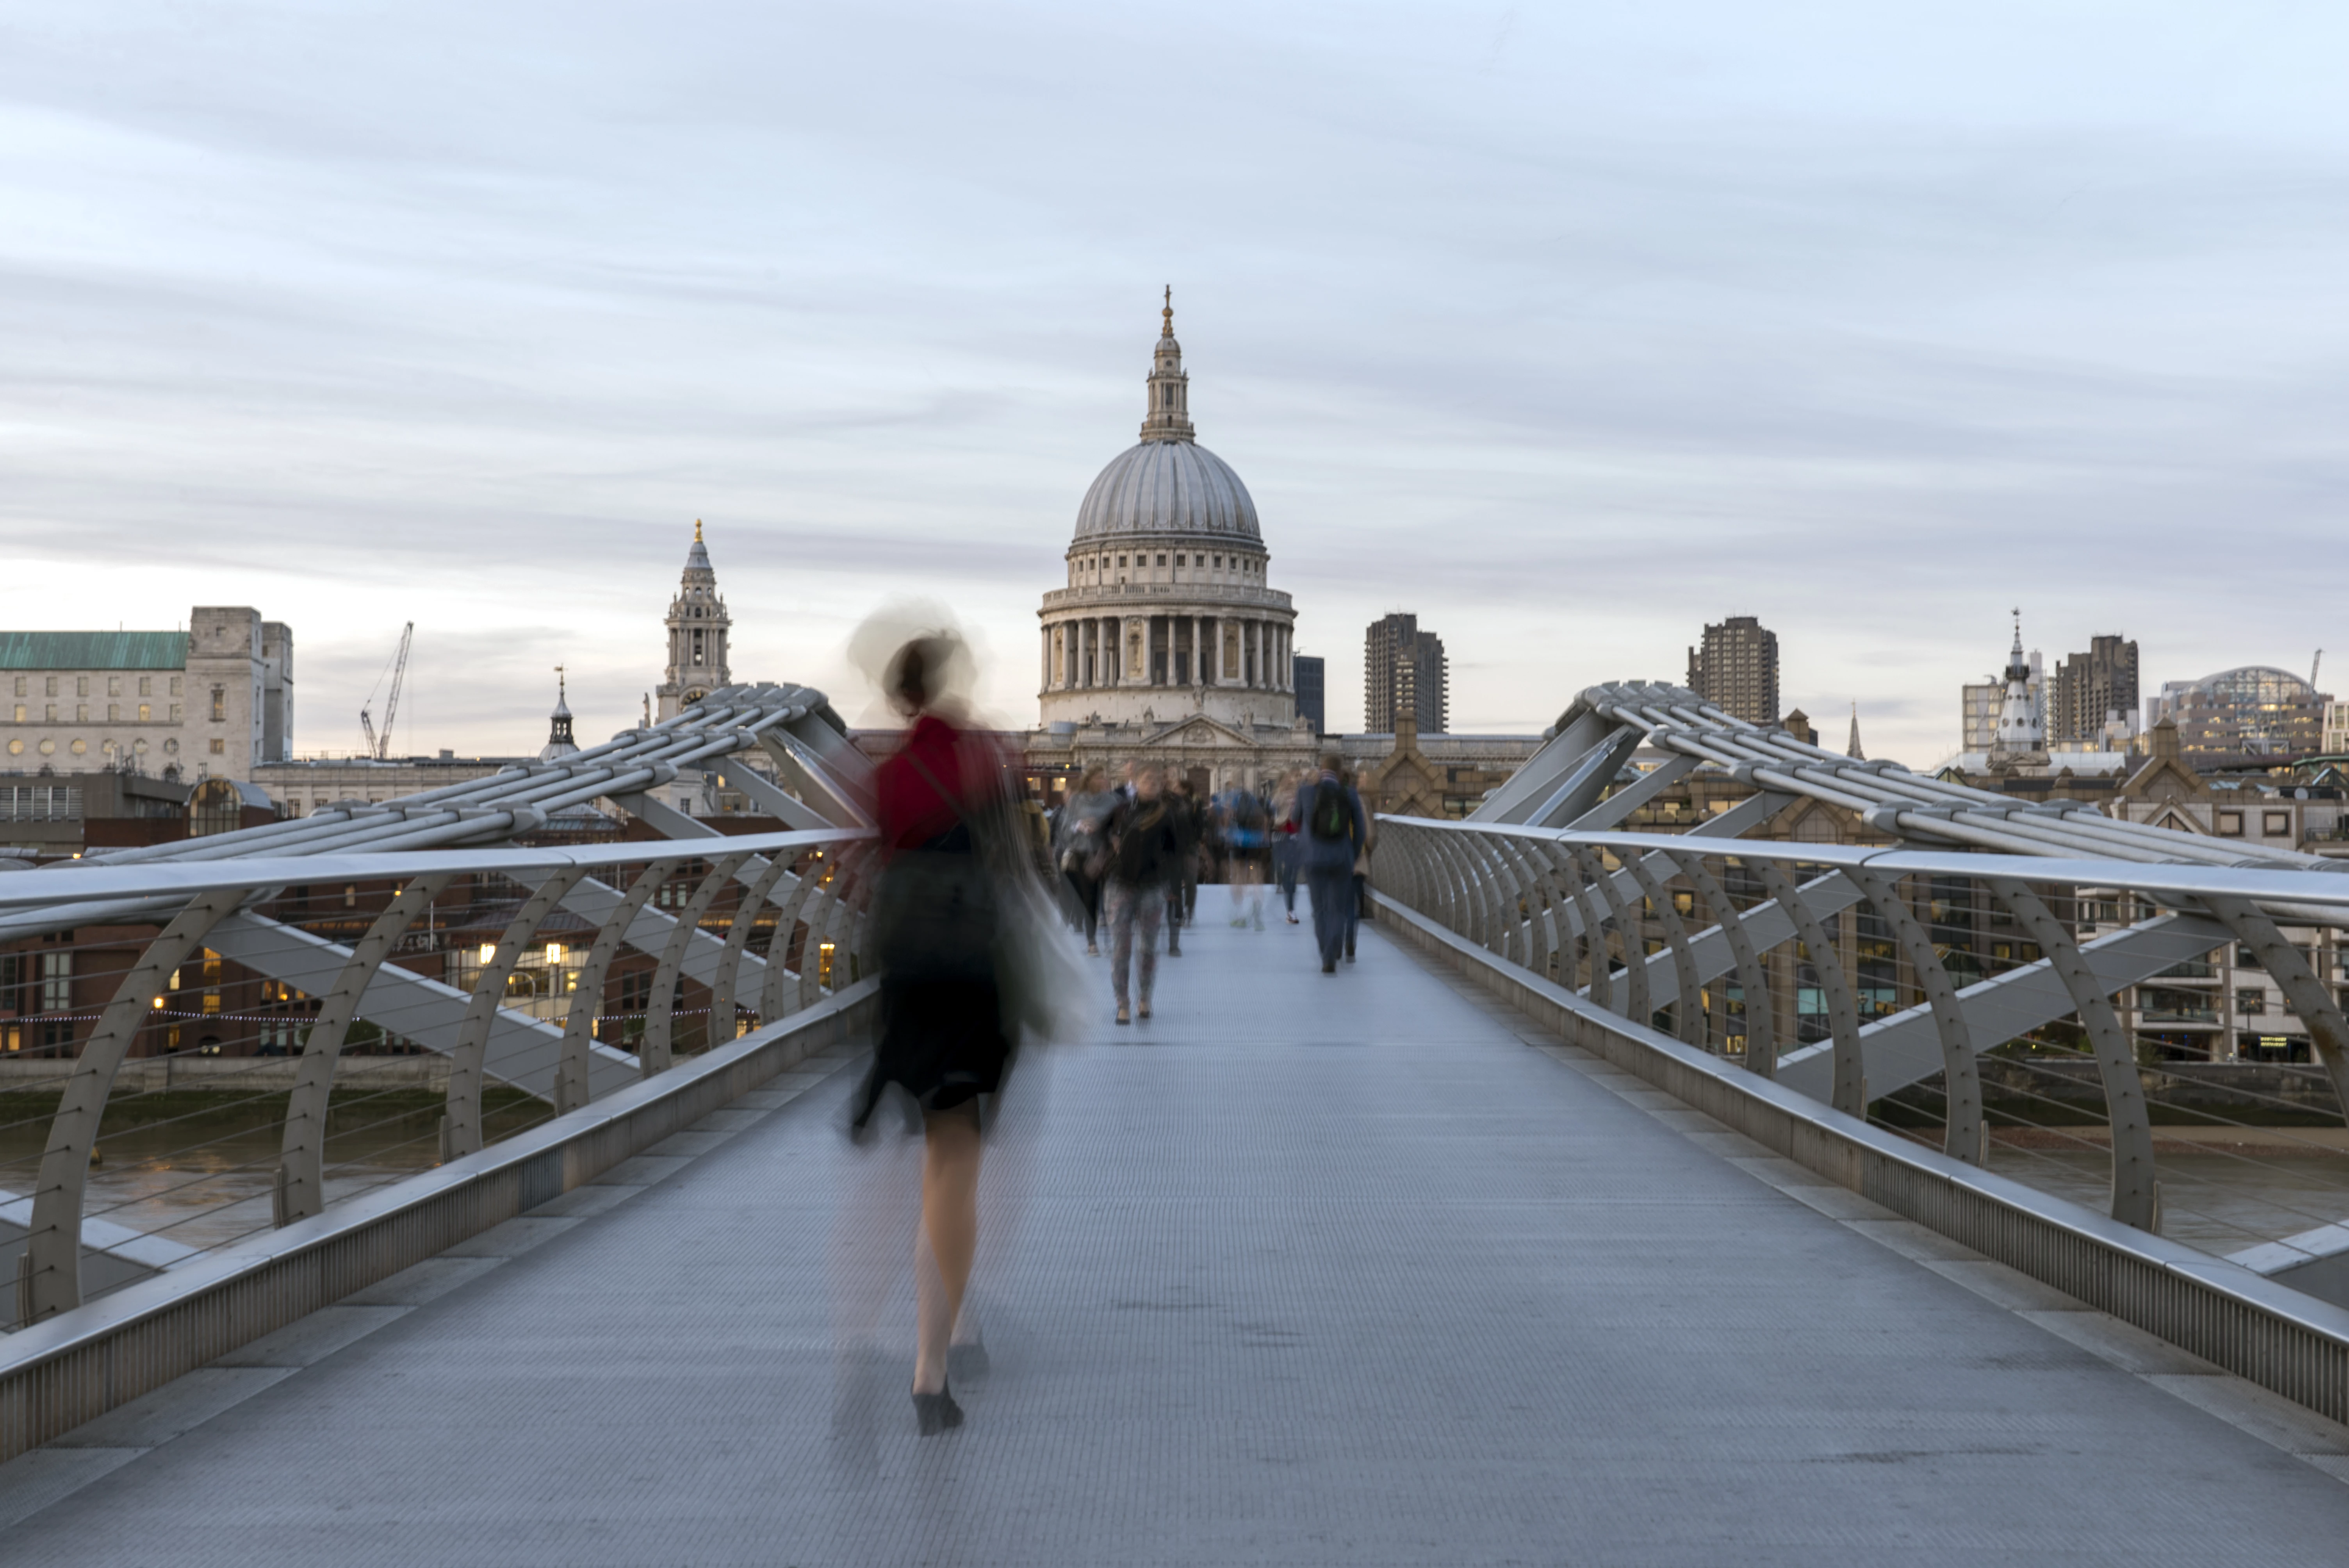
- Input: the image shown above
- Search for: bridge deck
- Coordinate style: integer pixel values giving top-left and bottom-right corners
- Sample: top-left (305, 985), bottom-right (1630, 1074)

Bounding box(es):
top-left (7, 913), bottom-right (2349, 1563)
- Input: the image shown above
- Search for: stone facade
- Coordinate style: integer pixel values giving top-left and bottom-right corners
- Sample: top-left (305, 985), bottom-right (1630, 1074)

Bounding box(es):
top-left (0, 608), bottom-right (290, 784)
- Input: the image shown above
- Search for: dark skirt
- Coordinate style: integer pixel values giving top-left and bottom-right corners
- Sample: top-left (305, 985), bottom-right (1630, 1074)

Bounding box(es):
top-left (853, 977), bottom-right (1013, 1128)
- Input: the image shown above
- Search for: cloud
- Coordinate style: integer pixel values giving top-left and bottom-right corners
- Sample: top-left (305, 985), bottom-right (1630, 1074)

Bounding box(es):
top-left (3, 1), bottom-right (2346, 765)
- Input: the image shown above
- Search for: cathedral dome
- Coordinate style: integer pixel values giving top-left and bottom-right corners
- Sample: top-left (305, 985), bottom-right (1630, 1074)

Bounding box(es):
top-left (1072, 438), bottom-right (1260, 543)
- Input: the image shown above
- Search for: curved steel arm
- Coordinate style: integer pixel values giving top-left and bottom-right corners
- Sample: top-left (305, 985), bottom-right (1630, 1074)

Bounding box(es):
top-left (2198, 894), bottom-right (2349, 1119)
top-left (1987, 877), bottom-right (2159, 1230)
top-left (445, 867), bottom-right (587, 1160)
top-left (712, 856), bottom-right (795, 1035)
top-left (278, 873), bottom-right (454, 1225)
top-left (1848, 866), bottom-right (1984, 1165)
top-left (643, 852), bottom-right (750, 1075)
top-left (25, 887), bottom-right (244, 1321)
top-left (1754, 861), bottom-right (1867, 1116)
top-left (759, 856), bottom-right (825, 1021)
top-left (796, 848), bottom-right (850, 1010)
top-left (1578, 847), bottom-right (1647, 1024)
top-left (1464, 833), bottom-right (1529, 963)
top-left (1564, 846), bottom-right (1615, 1007)
top-left (557, 858), bottom-right (677, 1112)
top-left (1493, 837), bottom-right (1560, 978)
top-left (1624, 854), bottom-right (1706, 1047)
top-left (1668, 853), bottom-right (1777, 1077)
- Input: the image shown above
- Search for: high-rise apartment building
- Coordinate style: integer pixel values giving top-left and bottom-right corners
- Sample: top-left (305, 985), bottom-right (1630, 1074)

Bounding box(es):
top-left (1294, 654), bottom-right (1326, 734)
top-left (1365, 613), bottom-right (1448, 734)
top-left (1686, 616), bottom-right (1779, 725)
top-left (2049, 634), bottom-right (2139, 747)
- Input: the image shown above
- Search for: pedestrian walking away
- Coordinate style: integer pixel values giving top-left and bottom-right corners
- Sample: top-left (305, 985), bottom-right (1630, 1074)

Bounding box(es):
top-left (1163, 778), bottom-right (1201, 956)
top-left (850, 633), bottom-right (1017, 1437)
top-left (1221, 785), bottom-right (1272, 928)
top-left (1273, 769), bottom-right (1303, 925)
top-left (1344, 765), bottom-right (1375, 962)
top-left (1296, 753), bottom-right (1368, 974)
top-left (1104, 763), bottom-right (1183, 1023)
top-left (1056, 766), bottom-right (1114, 955)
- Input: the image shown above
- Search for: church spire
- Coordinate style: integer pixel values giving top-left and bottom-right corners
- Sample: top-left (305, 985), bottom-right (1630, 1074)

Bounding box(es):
top-left (1846, 702), bottom-right (1865, 761)
top-left (541, 665), bottom-right (578, 760)
top-left (1140, 286), bottom-right (1195, 442)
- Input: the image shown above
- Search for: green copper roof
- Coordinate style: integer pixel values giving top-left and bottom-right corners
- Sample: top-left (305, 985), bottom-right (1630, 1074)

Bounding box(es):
top-left (0, 631), bottom-right (189, 670)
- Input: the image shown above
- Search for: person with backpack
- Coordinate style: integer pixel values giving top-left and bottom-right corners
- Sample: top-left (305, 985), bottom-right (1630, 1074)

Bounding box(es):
top-left (1296, 753), bottom-right (1368, 974)
top-left (1222, 784), bottom-right (1271, 929)
top-left (1103, 763), bottom-right (1183, 1025)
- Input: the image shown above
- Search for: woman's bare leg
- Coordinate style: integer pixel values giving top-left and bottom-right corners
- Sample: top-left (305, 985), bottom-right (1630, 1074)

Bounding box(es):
top-left (913, 1105), bottom-right (984, 1395)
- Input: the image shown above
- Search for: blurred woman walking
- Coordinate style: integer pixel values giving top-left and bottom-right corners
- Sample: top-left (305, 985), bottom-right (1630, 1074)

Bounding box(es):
top-left (852, 633), bottom-right (1016, 1436)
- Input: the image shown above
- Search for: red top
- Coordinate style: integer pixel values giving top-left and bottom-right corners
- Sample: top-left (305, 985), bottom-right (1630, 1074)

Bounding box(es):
top-left (874, 713), bottom-right (1000, 853)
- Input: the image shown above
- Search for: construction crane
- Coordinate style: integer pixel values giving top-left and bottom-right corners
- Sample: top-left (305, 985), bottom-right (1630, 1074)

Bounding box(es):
top-left (358, 623), bottom-right (414, 761)
top-left (2313, 650), bottom-right (2323, 691)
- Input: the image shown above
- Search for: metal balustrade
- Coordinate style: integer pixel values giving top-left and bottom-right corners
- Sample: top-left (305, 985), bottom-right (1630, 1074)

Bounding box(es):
top-left (0, 827), bottom-right (877, 1329)
top-left (1381, 817), bottom-right (2349, 1285)
top-left (0, 681), bottom-right (899, 1333)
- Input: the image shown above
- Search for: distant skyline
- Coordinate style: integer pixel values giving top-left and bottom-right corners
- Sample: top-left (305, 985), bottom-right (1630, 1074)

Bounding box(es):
top-left (4, 3), bottom-right (2343, 767)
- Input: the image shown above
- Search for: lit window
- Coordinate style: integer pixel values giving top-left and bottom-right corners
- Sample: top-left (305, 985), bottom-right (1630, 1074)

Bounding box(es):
top-left (209, 738), bottom-right (225, 754)
top-left (138, 704), bottom-right (150, 721)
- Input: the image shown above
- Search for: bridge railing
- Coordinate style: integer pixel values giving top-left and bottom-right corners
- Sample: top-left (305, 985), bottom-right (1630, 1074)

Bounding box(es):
top-left (1374, 817), bottom-right (2349, 1259)
top-left (0, 827), bottom-right (877, 1329)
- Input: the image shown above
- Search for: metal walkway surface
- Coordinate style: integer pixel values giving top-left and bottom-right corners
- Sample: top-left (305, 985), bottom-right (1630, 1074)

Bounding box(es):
top-left (6, 913), bottom-right (2349, 1565)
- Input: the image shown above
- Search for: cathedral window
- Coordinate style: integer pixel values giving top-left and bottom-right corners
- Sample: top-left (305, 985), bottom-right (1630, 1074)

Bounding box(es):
top-left (140, 676), bottom-right (151, 696)
top-left (210, 687), bottom-right (226, 722)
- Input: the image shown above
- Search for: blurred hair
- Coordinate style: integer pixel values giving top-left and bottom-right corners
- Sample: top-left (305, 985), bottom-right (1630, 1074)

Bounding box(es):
top-left (848, 599), bottom-right (978, 721)
top-left (1319, 752), bottom-right (1342, 773)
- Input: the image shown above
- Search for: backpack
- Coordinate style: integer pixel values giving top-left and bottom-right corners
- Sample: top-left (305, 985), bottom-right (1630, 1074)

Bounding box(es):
top-left (1308, 782), bottom-right (1352, 844)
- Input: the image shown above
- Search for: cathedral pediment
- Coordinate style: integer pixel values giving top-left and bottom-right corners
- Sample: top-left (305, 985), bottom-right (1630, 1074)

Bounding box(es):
top-left (1146, 715), bottom-right (1254, 748)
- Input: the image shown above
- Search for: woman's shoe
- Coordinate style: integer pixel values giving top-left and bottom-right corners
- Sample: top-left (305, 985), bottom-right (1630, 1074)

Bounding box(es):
top-left (1086, 942), bottom-right (1100, 956)
top-left (1115, 1003), bottom-right (1130, 1025)
top-left (1137, 1000), bottom-right (1152, 1019)
top-left (911, 1382), bottom-right (964, 1436)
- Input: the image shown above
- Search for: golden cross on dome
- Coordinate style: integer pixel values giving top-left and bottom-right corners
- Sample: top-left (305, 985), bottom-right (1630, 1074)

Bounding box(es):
top-left (1162, 285), bottom-right (1173, 337)
top-left (695, 518), bottom-right (704, 542)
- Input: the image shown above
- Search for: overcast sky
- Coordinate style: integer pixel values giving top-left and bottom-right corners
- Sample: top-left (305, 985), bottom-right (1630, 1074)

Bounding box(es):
top-left (3, 2), bottom-right (2343, 764)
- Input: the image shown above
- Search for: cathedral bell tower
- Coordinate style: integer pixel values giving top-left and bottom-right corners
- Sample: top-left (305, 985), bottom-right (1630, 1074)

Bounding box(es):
top-left (657, 520), bottom-right (731, 722)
